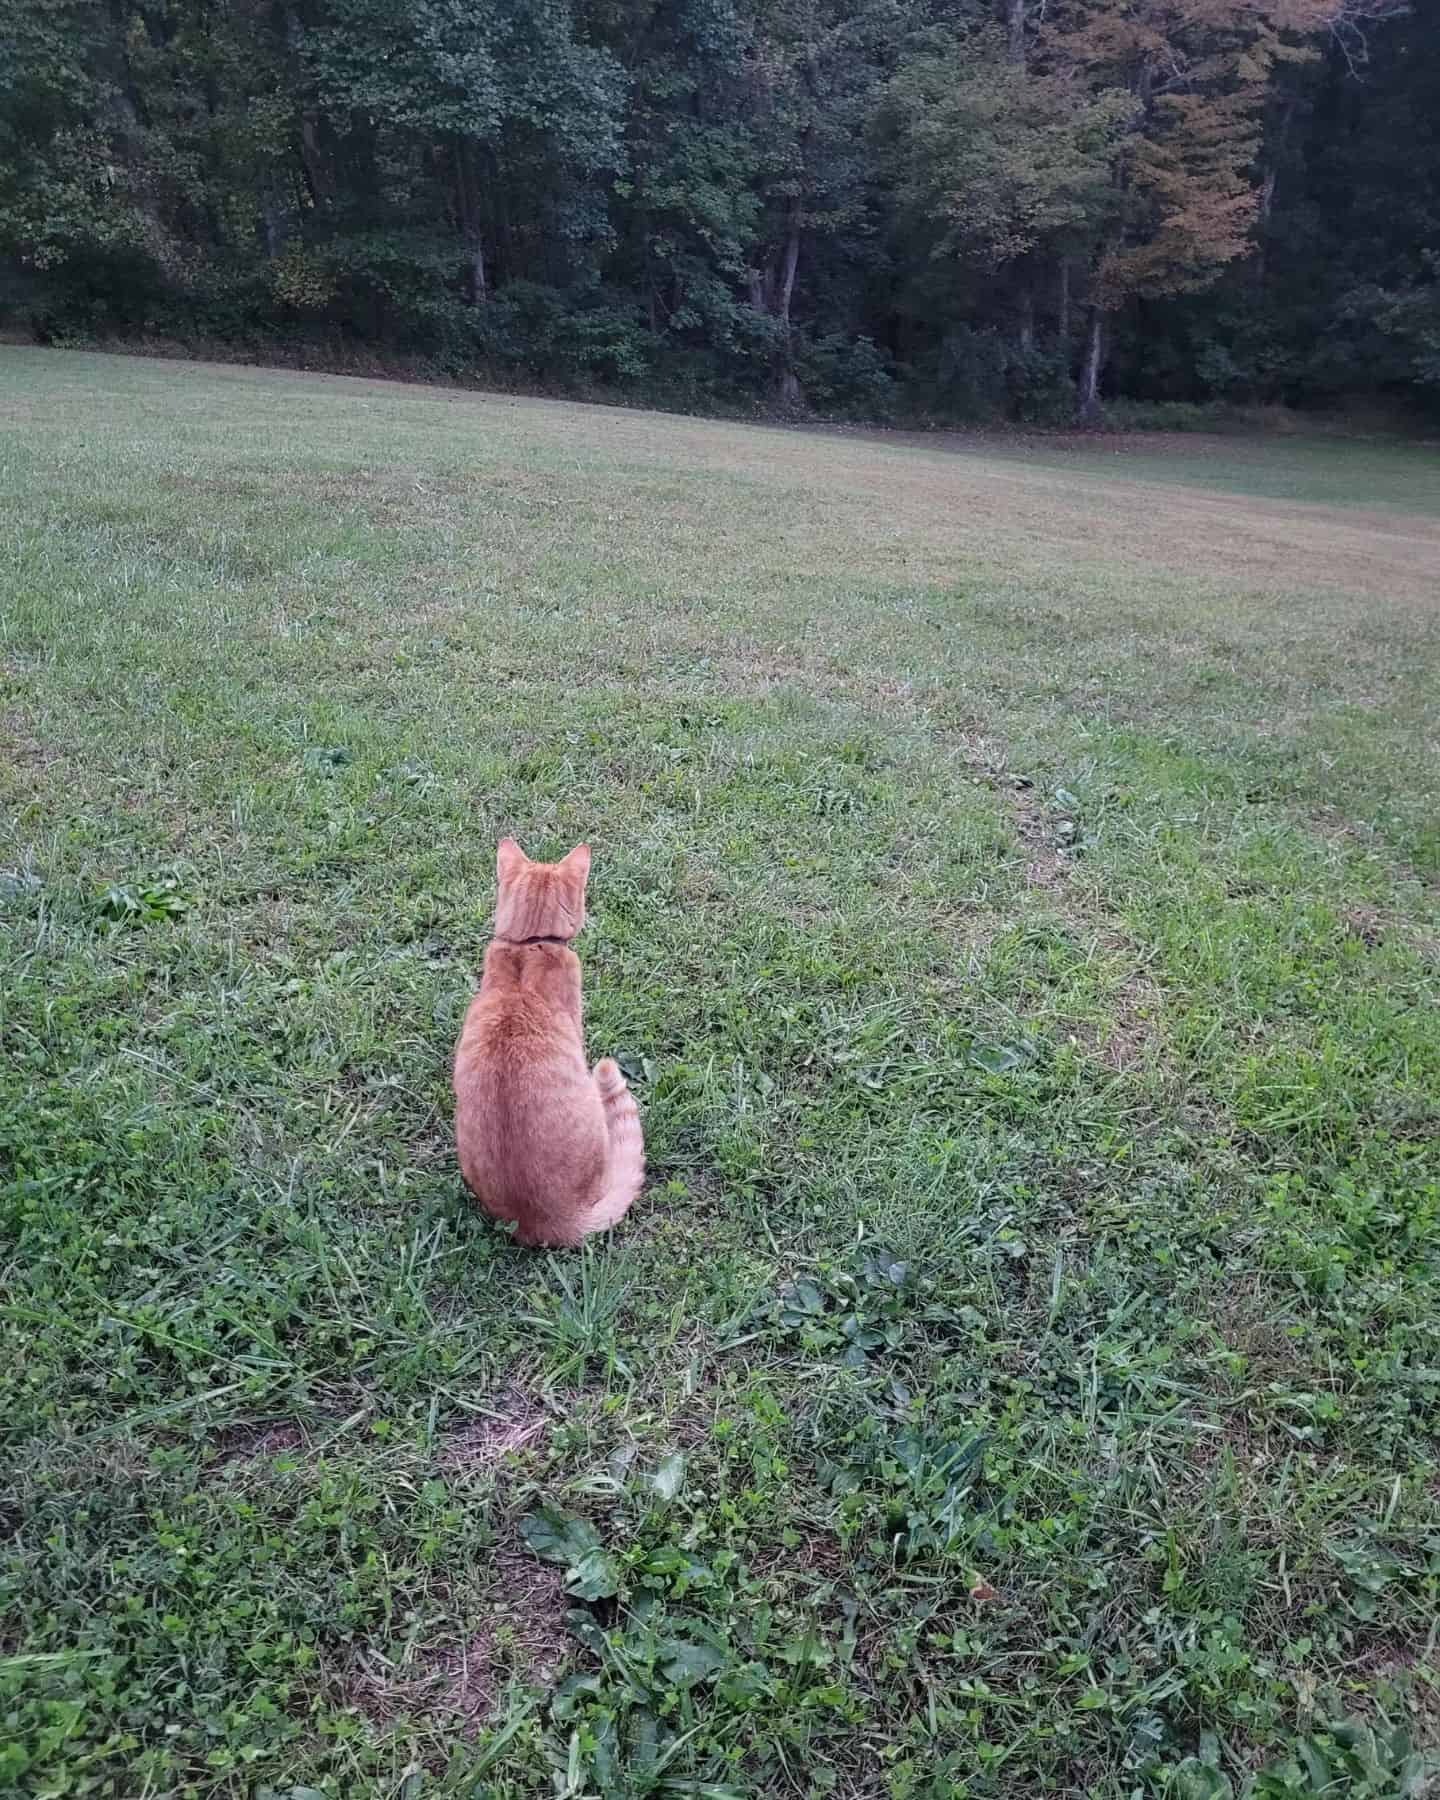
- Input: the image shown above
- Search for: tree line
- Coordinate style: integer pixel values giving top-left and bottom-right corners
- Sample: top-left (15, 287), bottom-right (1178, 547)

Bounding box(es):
top-left (3, 0), bottom-right (1435, 424)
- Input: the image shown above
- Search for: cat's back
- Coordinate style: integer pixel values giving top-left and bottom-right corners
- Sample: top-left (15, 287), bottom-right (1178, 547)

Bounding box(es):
top-left (454, 943), bottom-right (584, 1096)
top-left (453, 941), bottom-right (605, 1228)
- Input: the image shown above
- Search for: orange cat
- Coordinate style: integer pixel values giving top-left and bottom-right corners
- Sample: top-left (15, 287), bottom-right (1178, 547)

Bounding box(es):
top-left (452, 839), bottom-right (644, 1246)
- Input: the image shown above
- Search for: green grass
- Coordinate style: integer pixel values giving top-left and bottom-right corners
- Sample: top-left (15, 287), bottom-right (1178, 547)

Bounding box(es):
top-left (979, 432), bottom-right (1440, 514)
top-left (2, 347), bottom-right (1438, 1799)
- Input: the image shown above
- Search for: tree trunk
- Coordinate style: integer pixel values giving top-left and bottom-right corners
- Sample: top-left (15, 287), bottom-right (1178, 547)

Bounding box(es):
top-left (1017, 278), bottom-right (1034, 354)
top-left (492, 149), bottom-right (511, 288)
top-left (455, 141), bottom-right (488, 302)
top-left (299, 114), bottom-right (331, 206)
top-left (772, 196), bottom-right (803, 408)
top-left (776, 197), bottom-right (801, 328)
top-left (1078, 306), bottom-right (1105, 422)
top-left (283, 9), bottom-right (332, 209)
top-left (1004, 0), bottom-right (1025, 64)
top-left (1253, 159), bottom-right (1280, 291)
top-left (1057, 257), bottom-right (1070, 348)
top-left (1254, 92), bottom-right (1296, 290)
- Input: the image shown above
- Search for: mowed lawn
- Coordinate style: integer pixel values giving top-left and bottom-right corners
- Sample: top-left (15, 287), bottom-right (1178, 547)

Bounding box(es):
top-left (2, 348), bottom-right (1439, 1799)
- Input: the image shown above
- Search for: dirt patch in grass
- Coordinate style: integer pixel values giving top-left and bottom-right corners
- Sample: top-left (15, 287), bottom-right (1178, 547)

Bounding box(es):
top-left (439, 1388), bottom-right (549, 1472)
top-left (1343, 903), bottom-right (1388, 948)
top-left (751, 1530), bottom-right (851, 1592)
top-left (340, 1399), bottom-right (566, 1737)
top-left (1097, 966), bottom-right (1164, 1073)
top-left (1338, 902), bottom-right (1440, 967)
top-left (1009, 780), bottom-right (1074, 890)
top-left (1059, 964), bottom-right (1164, 1073)
top-left (946, 728), bottom-right (1074, 890)
top-left (1, 713), bottom-right (62, 781)
top-left (347, 1628), bottom-right (499, 1739)
top-left (491, 1548), bottom-right (572, 1688)
top-left (345, 1549), bottom-right (570, 1739)
top-left (208, 1421), bottom-right (306, 1468)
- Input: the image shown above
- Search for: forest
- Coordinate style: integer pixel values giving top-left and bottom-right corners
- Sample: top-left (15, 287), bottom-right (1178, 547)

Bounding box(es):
top-left (2, 0), bottom-right (1436, 425)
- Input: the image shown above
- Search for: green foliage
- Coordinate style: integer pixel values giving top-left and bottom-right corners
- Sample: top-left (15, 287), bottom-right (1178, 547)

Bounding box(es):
top-left (520, 1510), bottom-right (623, 1600)
top-left (304, 0), bottom-right (624, 166)
top-left (98, 875), bottom-right (193, 925)
top-left (930, 324), bottom-right (1011, 420)
top-left (874, 25), bottom-right (1126, 270)
top-left (1249, 1717), bottom-right (1436, 1797)
top-left (477, 282), bottom-right (655, 385)
top-left (793, 332), bottom-right (896, 419)
top-left (3, 0), bottom-right (1434, 418)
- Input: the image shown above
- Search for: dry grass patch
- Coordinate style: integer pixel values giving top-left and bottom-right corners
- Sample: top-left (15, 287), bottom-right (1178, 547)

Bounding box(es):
top-left (439, 1388), bottom-right (550, 1473)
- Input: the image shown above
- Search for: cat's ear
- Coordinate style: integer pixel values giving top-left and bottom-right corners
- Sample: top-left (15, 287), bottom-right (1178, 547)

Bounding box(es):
top-left (497, 838), bottom-right (526, 881)
top-left (560, 843), bottom-right (591, 882)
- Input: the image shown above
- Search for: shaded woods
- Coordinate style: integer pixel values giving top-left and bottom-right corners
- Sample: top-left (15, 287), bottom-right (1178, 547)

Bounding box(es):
top-left (3, 0), bottom-right (1435, 423)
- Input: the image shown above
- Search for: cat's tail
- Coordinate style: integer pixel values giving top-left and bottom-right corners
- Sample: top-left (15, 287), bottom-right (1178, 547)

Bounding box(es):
top-left (589, 1058), bottom-right (645, 1232)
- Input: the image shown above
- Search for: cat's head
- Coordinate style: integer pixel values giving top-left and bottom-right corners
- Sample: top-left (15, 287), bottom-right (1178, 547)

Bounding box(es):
top-left (494, 838), bottom-right (591, 943)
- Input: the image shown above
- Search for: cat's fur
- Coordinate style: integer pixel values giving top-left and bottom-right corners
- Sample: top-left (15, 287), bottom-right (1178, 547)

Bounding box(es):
top-left (452, 839), bottom-right (644, 1246)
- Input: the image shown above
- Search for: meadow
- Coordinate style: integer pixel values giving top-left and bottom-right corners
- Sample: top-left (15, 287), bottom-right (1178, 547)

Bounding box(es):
top-left (2, 348), bottom-right (1438, 1799)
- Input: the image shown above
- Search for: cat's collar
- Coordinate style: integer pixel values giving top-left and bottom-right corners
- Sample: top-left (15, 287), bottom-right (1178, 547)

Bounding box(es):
top-left (494, 933), bottom-right (575, 948)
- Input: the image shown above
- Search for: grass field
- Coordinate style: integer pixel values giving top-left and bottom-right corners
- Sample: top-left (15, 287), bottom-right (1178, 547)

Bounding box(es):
top-left (2, 347), bottom-right (1438, 1799)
